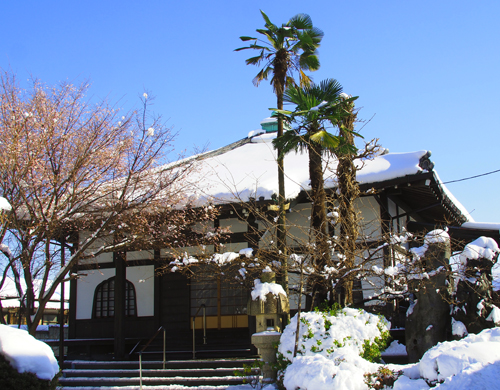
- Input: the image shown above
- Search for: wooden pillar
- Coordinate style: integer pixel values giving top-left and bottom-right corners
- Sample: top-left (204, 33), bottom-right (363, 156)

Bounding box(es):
top-left (58, 239), bottom-right (65, 366)
top-left (154, 249), bottom-right (161, 330)
top-left (378, 193), bottom-right (392, 268)
top-left (68, 242), bottom-right (78, 340)
top-left (114, 250), bottom-right (126, 359)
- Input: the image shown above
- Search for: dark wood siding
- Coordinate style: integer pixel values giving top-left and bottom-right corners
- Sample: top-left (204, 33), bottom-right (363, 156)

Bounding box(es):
top-left (160, 272), bottom-right (190, 332)
top-left (73, 316), bottom-right (155, 339)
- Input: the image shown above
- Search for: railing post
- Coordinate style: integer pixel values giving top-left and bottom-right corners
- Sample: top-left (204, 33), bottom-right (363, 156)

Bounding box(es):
top-left (139, 352), bottom-right (143, 390)
top-left (163, 327), bottom-right (166, 369)
top-left (192, 317), bottom-right (196, 359)
top-left (203, 305), bottom-right (207, 345)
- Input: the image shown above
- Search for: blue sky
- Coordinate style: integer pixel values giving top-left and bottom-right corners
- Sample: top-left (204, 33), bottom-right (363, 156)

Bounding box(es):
top-left (1, 1), bottom-right (499, 223)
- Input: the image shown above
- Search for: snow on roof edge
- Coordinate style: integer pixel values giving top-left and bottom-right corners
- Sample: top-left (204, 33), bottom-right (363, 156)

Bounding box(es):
top-left (462, 221), bottom-right (500, 231)
top-left (433, 171), bottom-right (473, 223)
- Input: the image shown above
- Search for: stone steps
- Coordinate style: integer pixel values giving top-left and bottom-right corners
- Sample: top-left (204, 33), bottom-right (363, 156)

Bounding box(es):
top-left (59, 358), bottom-right (261, 389)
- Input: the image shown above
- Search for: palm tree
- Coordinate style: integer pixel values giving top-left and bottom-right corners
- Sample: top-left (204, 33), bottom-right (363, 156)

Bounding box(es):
top-left (335, 96), bottom-right (359, 305)
top-left (236, 10), bottom-right (323, 292)
top-left (273, 79), bottom-right (359, 307)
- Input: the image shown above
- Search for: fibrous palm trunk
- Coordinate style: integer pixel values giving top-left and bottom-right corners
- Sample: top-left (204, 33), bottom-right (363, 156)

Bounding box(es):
top-left (336, 110), bottom-right (359, 306)
top-left (308, 135), bottom-right (330, 308)
top-left (274, 49), bottom-right (289, 295)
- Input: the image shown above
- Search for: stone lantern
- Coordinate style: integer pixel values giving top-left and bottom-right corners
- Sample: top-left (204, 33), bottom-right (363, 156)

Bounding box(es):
top-left (247, 271), bottom-right (289, 333)
top-left (248, 270), bottom-right (289, 381)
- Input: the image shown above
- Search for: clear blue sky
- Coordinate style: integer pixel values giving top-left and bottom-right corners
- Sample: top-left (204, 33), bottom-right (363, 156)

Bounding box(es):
top-left (1, 1), bottom-right (499, 222)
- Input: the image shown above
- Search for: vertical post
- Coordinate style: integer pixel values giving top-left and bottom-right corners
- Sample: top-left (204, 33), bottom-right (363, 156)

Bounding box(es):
top-left (192, 317), bottom-right (196, 359)
top-left (139, 352), bottom-right (143, 390)
top-left (114, 249), bottom-right (126, 359)
top-left (59, 239), bottom-right (65, 366)
top-left (162, 328), bottom-right (166, 369)
top-left (202, 305), bottom-right (206, 345)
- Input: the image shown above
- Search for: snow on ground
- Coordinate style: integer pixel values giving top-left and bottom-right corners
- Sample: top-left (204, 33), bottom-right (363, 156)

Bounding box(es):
top-left (228, 312), bottom-right (500, 390)
top-left (0, 324), bottom-right (59, 380)
top-left (382, 340), bottom-right (407, 356)
top-left (2, 315), bottom-right (500, 389)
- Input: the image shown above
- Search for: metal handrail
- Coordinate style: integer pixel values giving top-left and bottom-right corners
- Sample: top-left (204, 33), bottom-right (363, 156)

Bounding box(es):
top-left (192, 304), bottom-right (206, 359)
top-left (131, 326), bottom-right (166, 390)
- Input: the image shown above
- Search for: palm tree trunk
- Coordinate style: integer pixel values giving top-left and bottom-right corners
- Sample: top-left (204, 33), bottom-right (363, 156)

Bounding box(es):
top-left (309, 139), bottom-right (330, 308)
top-left (274, 55), bottom-right (288, 296)
top-left (337, 111), bottom-right (359, 306)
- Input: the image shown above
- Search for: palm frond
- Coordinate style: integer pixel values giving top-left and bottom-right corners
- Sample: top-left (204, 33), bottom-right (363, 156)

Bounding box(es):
top-left (289, 13), bottom-right (313, 30)
top-left (271, 109), bottom-right (294, 116)
top-left (335, 140), bottom-right (358, 156)
top-left (245, 55), bottom-right (265, 66)
top-left (253, 66), bottom-right (272, 86)
top-left (339, 125), bottom-right (364, 140)
top-left (272, 129), bottom-right (307, 157)
top-left (296, 31), bottom-right (314, 46)
top-left (239, 36), bottom-right (257, 41)
top-left (308, 27), bottom-right (325, 44)
top-left (298, 71), bottom-right (313, 87)
top-left (310, 130), bottom-right (341, 150)
top-left (256, 28), bottom-right (273, 38)
top-left (260, 10), bottom-right (275, 29)
top-left (299, 54), bottom-right (320, 72)
top-left (318, 79), bottom-right (343, 97)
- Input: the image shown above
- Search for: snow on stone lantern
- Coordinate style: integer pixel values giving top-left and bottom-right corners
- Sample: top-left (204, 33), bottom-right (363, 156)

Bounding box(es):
top-left (247, 268), bottom-right (289, 333)
top-left (248, 269), bottom-right (289, 381)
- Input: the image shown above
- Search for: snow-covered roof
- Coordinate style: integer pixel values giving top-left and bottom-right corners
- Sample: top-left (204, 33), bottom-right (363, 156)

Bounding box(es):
top-left (173, 132), bottom-right (468, 223)
top-left (462, 222), bottom-right (500, 231)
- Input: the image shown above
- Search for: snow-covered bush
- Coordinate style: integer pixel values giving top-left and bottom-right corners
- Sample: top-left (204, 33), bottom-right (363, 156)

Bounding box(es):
top-left (449, 236), bottom-right (500, 336)
top-left (276, 306), bottom-right (391, 390)
top-left (0, 325), bottom-right (60, 389)
top-left (390, 327), bottom-right (500, 388)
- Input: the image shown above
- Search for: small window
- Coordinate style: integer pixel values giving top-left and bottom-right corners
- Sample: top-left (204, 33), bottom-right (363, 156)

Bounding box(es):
top-left (93, 277), bottom-right (137, 318)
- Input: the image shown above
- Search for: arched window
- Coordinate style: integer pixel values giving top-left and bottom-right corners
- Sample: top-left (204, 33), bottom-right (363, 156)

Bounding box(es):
top-left (93, 277), bottom-right (137, 318)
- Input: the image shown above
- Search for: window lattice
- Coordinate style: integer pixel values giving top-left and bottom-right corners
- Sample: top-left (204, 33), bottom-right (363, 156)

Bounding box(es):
top-left (93, 277), bottom-right (137, 318)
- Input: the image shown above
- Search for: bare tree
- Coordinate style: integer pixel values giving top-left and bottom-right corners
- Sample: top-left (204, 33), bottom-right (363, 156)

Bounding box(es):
top-left (0, 71), bottom-right (219, 334)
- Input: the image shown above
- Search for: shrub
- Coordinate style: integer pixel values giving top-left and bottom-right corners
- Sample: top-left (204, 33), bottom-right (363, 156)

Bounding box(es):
top-left (278, 306), bottom-right (391, 362)
top-left (0, 354), bottom-right (60, 390)
top-left (364, 366), bottom-right (401, 389)
top-left (234, 359), bottom-right (264, 389)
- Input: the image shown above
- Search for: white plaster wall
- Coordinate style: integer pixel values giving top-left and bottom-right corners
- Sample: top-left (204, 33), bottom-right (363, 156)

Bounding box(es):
top-left (76, 268), bottom-right (115, 320)
top-left (192, 220), bottom-right (214, 234)
top-left (356, 197), bottom-right (382, 240)
top-left (161, 245), bottom-right (214, 258)
top-left (288, 273), bottom-right (306, 310)
top-left (287, 203), bottom-right (311, 247)
top-left (221, 242), bottom-right (248, 253)
top-left (127, 265), bottom-right (155, 317)
top-left (75, 265), bottom-right (155, 319)
top-left (258, 225), bottom-right (276, 249)
top-left (126, 250), bottom-right (154, 261)
top-left (220, 218), bottom-right (248, 233)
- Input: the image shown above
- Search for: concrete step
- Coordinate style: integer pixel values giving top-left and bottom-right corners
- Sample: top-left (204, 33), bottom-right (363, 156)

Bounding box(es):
top-left (63, 358), bottom-right (258, 370)
top-left (59, 375), bottom-right (247, 388)
top-left (63, 367), bottom-right (254, 378)
top-left (59, 358), bottom-right (261, 389)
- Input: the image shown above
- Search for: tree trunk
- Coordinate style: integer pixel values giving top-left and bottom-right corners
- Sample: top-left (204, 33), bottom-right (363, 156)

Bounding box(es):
top-left (336, 110), bottom-right (359, 306)
top-left (274, 51), bottom-right (288, 296)
top-left (308, 137), bottom-right (330, 308)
